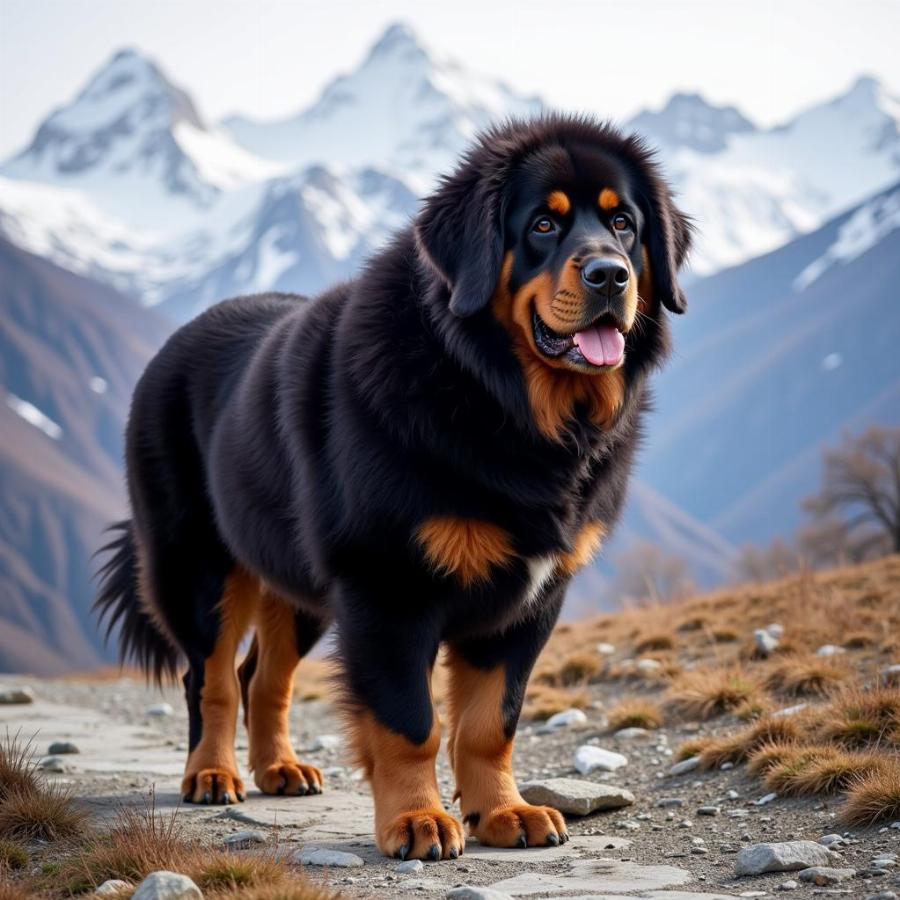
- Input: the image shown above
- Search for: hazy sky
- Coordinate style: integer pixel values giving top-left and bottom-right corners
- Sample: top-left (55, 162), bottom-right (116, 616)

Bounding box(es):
top-left (2, 0), bottom-right (898, 159)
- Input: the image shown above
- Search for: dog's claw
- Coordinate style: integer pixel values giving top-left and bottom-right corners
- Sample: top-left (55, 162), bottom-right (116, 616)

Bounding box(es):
top-left (428, 843), bottom-right (440, 861)
top-left (182, 794), bottom-right (192, 803)
top-left (449, 846), bottom-right (460, 859)
top-left (517, 833), bottom-right (527, 848)
top-left (398, 844), bottom-right (409, 861)
top-left (202, 792), bottom-right (211, 805)
top-left (546, 832), bottom-right (559, 846)
top-left (221, 792), bottom-right (232, 805)
top-left (236, 791), bottom-right (246, 802)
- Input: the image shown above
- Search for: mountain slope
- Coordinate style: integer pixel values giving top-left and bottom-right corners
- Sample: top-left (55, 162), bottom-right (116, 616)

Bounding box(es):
top-left (0, 237), bottom-right (171, 673)
top-left (640, 181), bottom-right (900, 545)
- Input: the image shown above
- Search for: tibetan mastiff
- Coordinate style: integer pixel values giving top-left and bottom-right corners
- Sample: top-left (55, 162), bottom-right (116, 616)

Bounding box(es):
top-left (97, 115), bottom-right (691, 860)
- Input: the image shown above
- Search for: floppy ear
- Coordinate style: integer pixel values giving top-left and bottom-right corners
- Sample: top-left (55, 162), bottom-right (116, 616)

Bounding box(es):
top-left (414, 165), bottom-right (505, 317)
top-left (642, 178), bottom-right (693, 314)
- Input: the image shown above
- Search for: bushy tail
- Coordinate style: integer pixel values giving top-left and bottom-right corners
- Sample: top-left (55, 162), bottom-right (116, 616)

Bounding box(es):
top-left (94, 520), bottom-right (180, 682)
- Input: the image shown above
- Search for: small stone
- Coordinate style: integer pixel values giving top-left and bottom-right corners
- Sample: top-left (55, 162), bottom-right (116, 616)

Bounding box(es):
top-left (132, 871), bottom-right (202, 900)
top-left (720, 761), bottom-right (735, 770)
top-left (754, 792), bottom-right (778, 806)
top-left (816, 644), bottom-right (846, 657)
top-left (636, 658), bottom-right (662, 671)
top-left (772, 703), bottom-right (808, 718)
top-left (145, 703), bottom-right (174, 717)
top-left (679, 819), bottom-right (693, 828)
top-left (38, 755), bottom-right (68, 773)
top-left (47, 741), bottom-right (79, 755)
top-left (573, 745), bottom-right (628, 774)
top-left (691, 845), bottom-right (709, 855)
top-left (798, 866), bottom-right (857, 885)
top-left (873, 857), bottom-right (897, 868)
top-left (865, 892), bottom-right (898, 900)
top-left (445, 888), bottom-right (516, 900)
top-left (223, 830), bottom-right (266, 847)
top-left (614, 726), bottom-right (649, 740)
top-left (596, 642), bottom-right (616, 655)
top-left (735, 841), bottom-right (834, 876)
top-left (95, 881), bottom-right (131, 896)
top-left (310, 735), bottom-right (341, 751)
top-left (656, 797), bottom-right (684, 808)
top-left (891, 821), bottom-right (900, 829)
top-left (540, 708), bottom-right (588, 732)
top-left (0, 687), bottom-right (34, 704)
top-left (697, 806), bottom-right (720, 816)
top-left (669, 756), bottom-right (701, 776)
top-left (395, 859), bottom-right (424, 874)
top-left (819, 834), bottom-right (845, 846)
top-left (767, 623), bottom-right (784, 637)
top-left (519, 777), bottom-right (633, 815)
top-left (296, 847), bottom-right (365, 867)
top-left (778, 881), bottom-right (799, 891)
top-left (881, 664), bottom-right (900, 686)
top-left (727, 790), bottom-right (740, 800)
top-left (754, 628), bottom-right (779, 656)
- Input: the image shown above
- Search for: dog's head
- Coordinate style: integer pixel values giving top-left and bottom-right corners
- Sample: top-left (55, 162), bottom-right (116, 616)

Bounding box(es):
top-left (415, 116), bottom-right (692, 376)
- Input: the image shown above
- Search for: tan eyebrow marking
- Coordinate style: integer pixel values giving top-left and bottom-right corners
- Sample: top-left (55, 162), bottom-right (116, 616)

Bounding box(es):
top-left (546, 190), bottom-right (571, 215)
top-left (598, 188), bottom-right (620, 211)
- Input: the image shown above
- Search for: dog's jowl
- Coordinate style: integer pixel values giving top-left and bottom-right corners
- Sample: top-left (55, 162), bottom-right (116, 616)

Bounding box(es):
top-left (96, 115), bottom-right (691, 860)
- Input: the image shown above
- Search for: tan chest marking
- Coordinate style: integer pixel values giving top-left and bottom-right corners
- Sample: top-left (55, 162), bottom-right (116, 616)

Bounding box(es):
top-left (416, 516), bottom-right (515, 587)
top-left (559, 521), bottom-right (606, 574)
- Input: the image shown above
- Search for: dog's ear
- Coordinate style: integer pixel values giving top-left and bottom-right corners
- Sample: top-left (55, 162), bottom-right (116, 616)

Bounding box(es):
top-left (641, 176), bottom-right (693, 314)
top-left (415, 164), bottom-right (505, 318)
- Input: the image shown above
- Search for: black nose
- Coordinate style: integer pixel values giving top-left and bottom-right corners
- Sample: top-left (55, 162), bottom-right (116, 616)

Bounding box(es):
top-left (581, 257), bottom-right (629, 297)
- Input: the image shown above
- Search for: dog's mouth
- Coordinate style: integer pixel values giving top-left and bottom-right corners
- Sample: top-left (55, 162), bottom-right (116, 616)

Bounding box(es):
top-left (532, 308), bottom-right (626, 370)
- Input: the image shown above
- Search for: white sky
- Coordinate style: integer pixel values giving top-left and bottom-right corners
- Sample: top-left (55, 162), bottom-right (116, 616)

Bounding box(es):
top-left (1, 0), bottom-right (899, 159)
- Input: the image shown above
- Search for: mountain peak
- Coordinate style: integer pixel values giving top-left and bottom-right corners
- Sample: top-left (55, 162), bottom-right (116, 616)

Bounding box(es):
top-left (364, 20), bottom-right (430, 66)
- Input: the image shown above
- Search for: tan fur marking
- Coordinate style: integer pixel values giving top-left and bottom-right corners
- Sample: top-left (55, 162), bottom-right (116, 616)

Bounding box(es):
top-left (445, 650), bottom-right (567, 846)
top-left (247, 591), bottom-right (322, 795)
top-left (180, 568), bottom-right (258, 802)
top-left (559, 521), bottom-right (606, 574)
top-left (546, 190), bottom-right (571, 216)
top-left (492, 253), bottom-right (626, 440)
top-left (347, 704), bottom-right (465, 859)
top-left (599, 188), bottom-right (620, 210)
top-left (417, 516), bottom-right (514, 586)
top-left (637, 244), bottom-right (653, 314)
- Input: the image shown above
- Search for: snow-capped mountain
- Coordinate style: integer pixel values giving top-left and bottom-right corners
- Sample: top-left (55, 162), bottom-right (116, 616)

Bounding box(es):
top-left (627, 92), bottom-right (757, 154)
top-left (223, 22), bottom-right (543, 189)
top-left (2, 48), bottom-right (283, 232)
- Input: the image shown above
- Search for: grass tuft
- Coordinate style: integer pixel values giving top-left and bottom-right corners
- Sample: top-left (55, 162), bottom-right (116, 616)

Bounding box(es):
top-left (790, 750), bottom-right (886, 795)
top-left (816, 686), bottom-right (900, 748)
top-left (0, 734), bottom-right (40, 803)
top-left (635, 632), bottom-right (675, 653)
top-left (522, 684), bottom-right (587, 721)
top-left (0, 838), bottom-right (28, 871)
top-left (765, 654), bottom-right (849, 698)
top-left (746, 741), bottom-right (802, 776)
top-left (842, 759), bottom-right (900, 825)
top-left (556, 653), bottom-right (603, 686)
top-left (0, 781), bottom-right (86, 843)
top-left (698, 714), bottom-right (805, 770)
top-left (665, 667), bottom-right (765, 721)
top-left (762, 746), bottom-right (838, 795)
top-left (608, 697), bottom-right (663, 731)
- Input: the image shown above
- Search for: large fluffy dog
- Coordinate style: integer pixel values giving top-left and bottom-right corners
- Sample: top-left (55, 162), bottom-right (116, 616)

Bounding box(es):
top-left (97, 115), bottom-right (691, 860)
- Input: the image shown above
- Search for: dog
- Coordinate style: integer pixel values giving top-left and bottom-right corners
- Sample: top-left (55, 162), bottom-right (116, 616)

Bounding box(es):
top-left (96, 114), bottom-right (691, 861)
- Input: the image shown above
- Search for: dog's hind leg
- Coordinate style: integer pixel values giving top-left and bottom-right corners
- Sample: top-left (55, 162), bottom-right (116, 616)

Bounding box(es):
top-left (181, 568), bottom-right (258, 804)
top-left (244, 592), bottom-right (326, 796)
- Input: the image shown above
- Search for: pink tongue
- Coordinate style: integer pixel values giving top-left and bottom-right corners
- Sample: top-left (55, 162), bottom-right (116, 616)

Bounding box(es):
top-left (573, 324), bottom-right (625, 366)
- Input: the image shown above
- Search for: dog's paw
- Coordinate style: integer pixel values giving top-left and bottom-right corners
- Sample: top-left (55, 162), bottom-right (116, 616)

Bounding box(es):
top-left (467, 803), bottom-right (568, 848)
top-left (254, 759), bottom-right (323, 796)
top-left (378, 807), bottom-right (465, 860)
top-left (181, 767), bottom-right (245, 804)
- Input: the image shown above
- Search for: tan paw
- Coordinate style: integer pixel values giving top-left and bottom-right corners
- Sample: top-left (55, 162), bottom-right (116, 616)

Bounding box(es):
top-left (181, 767), bottom-right (245, 804)
top-left (254, 759), bottom-right (323, 796)
top-left (378, 807), bottom-right (466, 860)
top-left (467, 803), bottom-right (568, 848)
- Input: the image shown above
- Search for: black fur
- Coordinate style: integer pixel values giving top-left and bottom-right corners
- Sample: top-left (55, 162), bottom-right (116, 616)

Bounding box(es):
top-left (95, 114), bottom-right (691, 749)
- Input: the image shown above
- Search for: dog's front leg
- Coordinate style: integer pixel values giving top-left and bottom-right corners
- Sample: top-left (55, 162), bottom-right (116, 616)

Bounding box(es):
top-left (445, 581), bottom-right (569, 848)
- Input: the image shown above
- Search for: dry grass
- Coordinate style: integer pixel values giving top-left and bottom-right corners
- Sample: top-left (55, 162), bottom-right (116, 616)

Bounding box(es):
top-left (842, 759), bottom-right (900, 825)
top-left (765, 654), bottom-right (850, 698)
top-left (522, 684), bottom-right (587, 721)
top-left (0, 839), bottom-right (28, 871)
top-left (762, 746), bottom-right (839, 795)
top-left (675, 737), bottom-right (714, 761)
top-left (634, 632), bottom-right (676, 653)
top-left (815, 686), bottom-right (900, 749)
top-left (696, 714), bottom-right (807, 770)
top-left (790, 750), bottom-right (886, 795)
top-left (746, 741), bottom-right (802, 776)
top-left (556, 653), bottom-right (604, 686)
top-left (223, 885), bottom-right (342, 900)
top-left (0, 735), bottom-right (39, 802)
top-left (0, 883), bottom-right (34, 900)
top-left (0, 783), bottom-right (86, 842)
top-left (665, 667), bottom-right (765, 721)
top-left (607, 697), bottom-right (663, 730)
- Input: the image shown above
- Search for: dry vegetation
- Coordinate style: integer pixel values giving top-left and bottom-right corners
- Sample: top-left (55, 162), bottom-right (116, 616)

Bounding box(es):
top-left (527, 554), bottom-right (900, 826)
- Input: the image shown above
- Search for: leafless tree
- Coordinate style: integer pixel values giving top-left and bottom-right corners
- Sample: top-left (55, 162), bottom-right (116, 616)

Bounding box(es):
top-left (732, 538), bottom-right (802, 584)
top-left (803, 425), bottom-right (900, 557)
top-left (612, 540), bottom-right (694, 604)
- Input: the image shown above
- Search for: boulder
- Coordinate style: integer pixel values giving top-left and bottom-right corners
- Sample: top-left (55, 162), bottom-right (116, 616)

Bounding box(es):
top-left (736, 841), bottom-right (833, 875)
top-left (132, 872), bottom-right (202, 900)
top-left (519, 777), bottom-right (634, 815)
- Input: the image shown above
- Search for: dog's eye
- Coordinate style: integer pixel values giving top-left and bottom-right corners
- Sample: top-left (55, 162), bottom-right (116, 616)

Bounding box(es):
top-left (532, 217), bottom-right (557, 235)
top-left (612, 214), bottom-right (632, 232)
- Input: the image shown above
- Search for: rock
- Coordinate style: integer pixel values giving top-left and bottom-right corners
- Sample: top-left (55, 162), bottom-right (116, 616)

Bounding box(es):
top-left (573, 745), bottom-right (628, 774)
top-left (38, 755), bottom-right (68, 773)
top-left (656, 797), bottom-right (684, 808)
top-left (772, 703), bottom-right (808, 718)
top-left (720, 761), bottom-right (735, 770)
top-left (519, 777), bottom-right (634, 815)
top-left (669, 756), bottom-right (701, 776)
top-left (95, 881), bottom-right (131, 896)
top-left (735, 841), bottom-right (834, 876)
top-left (145, 703), bottom-right (174, 717)
top-left (540, 708), bottom-right (587, 733)
top-left (47, 741), bottom-right (79, 755)
top-left (0, 687), bottom-right (34, 704)
top-left (678, 819), bottom-right (693, 828)
top-left (596, 642), bottom-right (616, 655)
top-left (446, 888), bottom-right (515, 900)
top-left (697, 805), bottom-right (720, 816)
top-left (614, 727), bottom-right (648, 740)
top-left (132, 872), bottom-right (202, 900)
top-left (754, 629), bottom-right (779, 656)
top-left (816, 644), bottom-right (845, 657)
top-left (818, 833), bottom-right (845, 846)
top-left (777, 881), bottom-right (799, 891)
top-left (766, 623), bottom-right (784, 637)
top-left (223, 830), bottom-right (266, 847)
top-left (636, 658), bottom-right (662, 671)
top-left (865, 893), bottom-right (898, 900)
top-left (295, 847), bottom-right (365, 867)
top-left (798, 866), bottom-right (857, 885)
top-left (881, 664), bottom-right (900, 685)
top-left (310, 734), bottom-right (341, 751)
top-left (395, 859), bottom-right (424, 874)
top-left (753, 792), bottom-right (778, 806)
